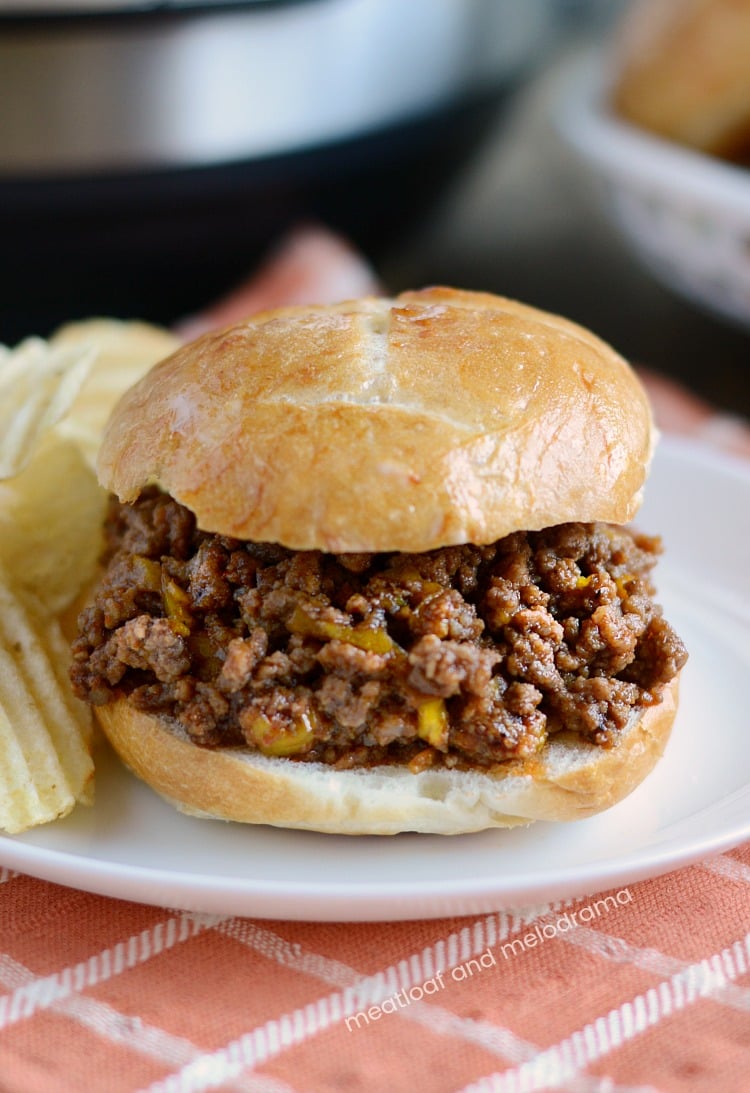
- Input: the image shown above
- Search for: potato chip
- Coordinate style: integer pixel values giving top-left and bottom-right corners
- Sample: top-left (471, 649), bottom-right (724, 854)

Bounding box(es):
top-left (0, 317), bottom-right (177, 833)
top-left (0, 336), bottom-right (95, 478)
top-left (0, 435), bottom-right (107, 615)
top-left (0, 570), bottom-right (94, 834)
top-left (51, 319), bottom-right (180, 466)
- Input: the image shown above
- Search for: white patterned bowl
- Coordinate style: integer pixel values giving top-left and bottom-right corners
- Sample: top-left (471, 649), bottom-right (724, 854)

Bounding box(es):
top-left (561, 58), bottom-right (750, 332)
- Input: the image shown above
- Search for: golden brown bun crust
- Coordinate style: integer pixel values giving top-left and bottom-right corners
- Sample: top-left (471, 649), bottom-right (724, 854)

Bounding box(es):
top-left (97, 288), bottom-right (654, 553)
top-left (613, 0), bottom-right (750, 157)
top-left (93, 676), bottom-right (679, 835)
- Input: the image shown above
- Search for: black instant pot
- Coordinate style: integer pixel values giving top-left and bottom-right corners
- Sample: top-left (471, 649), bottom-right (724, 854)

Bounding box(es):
top-left (0, 0), bottom-right (560, 340)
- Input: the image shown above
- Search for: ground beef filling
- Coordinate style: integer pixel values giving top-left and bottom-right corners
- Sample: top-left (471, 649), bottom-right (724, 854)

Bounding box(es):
top-left (70, 490), bottom-right (688, 772)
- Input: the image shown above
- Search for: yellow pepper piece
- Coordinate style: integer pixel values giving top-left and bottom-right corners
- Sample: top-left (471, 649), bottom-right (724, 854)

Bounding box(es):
top-left (382, 568), bottom-right (442, 597)
top-left (416, 697), bottom-right (449, 750)
top-left (616, 574), bottom-right (634, 598)
top-left (161, 573), bottom-right (192, 636)
top-left (287, 605), bottom-right (394, 654)
top-left (131, 555), bottom-right (162, 591)
top-left (245, 709), bottom-right (316, 757)
top-left (420, 581), bottom-right (444, 596)
top-left (576, 575), bottom-right (593, 589)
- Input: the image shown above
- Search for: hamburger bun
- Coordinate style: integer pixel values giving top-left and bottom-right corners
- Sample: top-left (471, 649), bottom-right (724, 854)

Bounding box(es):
top-left (96, 676), bottom-right (678, 834)
top-left (97, 287), bottom-right (655, 554)
top-left (80, 288), bottom-right (683, 836)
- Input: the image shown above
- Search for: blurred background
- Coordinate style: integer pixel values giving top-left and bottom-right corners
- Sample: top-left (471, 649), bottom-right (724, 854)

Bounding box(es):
top-left (0, 0), bottom-right (748, 416)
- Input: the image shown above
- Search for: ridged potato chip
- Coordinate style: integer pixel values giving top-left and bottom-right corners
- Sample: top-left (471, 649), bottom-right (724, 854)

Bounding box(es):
top-left (0, 336), bottom-right (95, 478)
top-left (0, 436), bottom-right (107, 615)
top-left (0, 317), bottom-right (176, 833)
top-left (51, 319), bottom-right (180, 466)
top-left (0, 571), bottom-right (94, 834)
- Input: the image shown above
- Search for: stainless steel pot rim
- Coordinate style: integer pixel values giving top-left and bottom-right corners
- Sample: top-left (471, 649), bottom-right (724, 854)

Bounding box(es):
top-left (0, 0), bottom-right (316, 25)
top-left (0, 0), bottom-right (557, 173)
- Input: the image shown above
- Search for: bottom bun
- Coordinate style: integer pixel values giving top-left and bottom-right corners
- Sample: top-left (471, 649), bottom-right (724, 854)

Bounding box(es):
top-left (94, 675), bottom-right (679, 835)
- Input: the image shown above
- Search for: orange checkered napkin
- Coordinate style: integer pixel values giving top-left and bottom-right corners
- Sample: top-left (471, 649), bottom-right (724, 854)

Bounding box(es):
top-left (1, 843), bottom-right (749, 1093)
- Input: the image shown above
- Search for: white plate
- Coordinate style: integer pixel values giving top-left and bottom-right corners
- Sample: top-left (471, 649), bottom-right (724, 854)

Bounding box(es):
top-left (1, 438), bottom-right (749, 921)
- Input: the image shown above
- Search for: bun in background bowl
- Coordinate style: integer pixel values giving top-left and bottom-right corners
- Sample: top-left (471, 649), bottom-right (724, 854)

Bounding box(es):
top-left (561, 49), bottom-right (750, 332)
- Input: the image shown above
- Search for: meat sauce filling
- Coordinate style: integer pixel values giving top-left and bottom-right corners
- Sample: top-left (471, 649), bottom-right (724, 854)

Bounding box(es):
top-left (70, 490), bottom-right (687, 772)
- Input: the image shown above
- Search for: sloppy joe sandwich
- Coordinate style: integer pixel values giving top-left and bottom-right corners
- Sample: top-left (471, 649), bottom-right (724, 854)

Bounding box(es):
top-left (70, 288), bottom-right (687, 834)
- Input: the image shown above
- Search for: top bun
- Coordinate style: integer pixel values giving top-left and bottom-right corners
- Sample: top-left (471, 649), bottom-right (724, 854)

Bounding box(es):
top-left (97, 288), bottom-right (654, 553)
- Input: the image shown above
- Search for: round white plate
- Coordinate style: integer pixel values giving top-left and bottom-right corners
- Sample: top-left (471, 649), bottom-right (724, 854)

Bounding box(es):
top-left (1, 438), bottom-right (749, 921)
